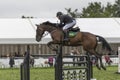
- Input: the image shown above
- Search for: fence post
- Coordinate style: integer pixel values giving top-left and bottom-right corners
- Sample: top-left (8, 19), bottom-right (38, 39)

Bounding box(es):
top-left (20, 63), bottom-right (23, 80)
top-left (26, 45), bottom-right (30, 80)
top-left (86, 52), bottom-right (94, 80)
top-left (55, 45), bottom-right (63, 80)
top-left (118, 47), bottom-right (120, 73)
top-left (20, 45), bottom-right (30, 80)
top-left (86, 53), bottom-right (91, 80)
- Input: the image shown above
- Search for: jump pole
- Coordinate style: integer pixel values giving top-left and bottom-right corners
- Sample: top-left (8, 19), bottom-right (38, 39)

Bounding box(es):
top-left (116, 47), bottom-right (120, 74)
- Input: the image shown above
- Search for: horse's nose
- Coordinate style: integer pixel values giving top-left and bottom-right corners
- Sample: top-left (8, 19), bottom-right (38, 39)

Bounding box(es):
top-left (36, 38), bottom-right (40, 42)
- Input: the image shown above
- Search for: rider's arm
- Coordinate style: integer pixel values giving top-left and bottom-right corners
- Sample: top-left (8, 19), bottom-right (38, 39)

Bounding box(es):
top-left (57, 15), bottom-right (65, 27)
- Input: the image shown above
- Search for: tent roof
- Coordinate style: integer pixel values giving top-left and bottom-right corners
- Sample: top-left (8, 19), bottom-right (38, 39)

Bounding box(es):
top-left (0, 19), bottom-right (35, 38)
top-left (76, 18), bottom-right (120, 38)
top-left (0, 18), bottom-right (120, 44)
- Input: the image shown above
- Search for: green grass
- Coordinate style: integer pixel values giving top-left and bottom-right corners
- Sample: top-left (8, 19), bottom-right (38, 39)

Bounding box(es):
top-left (0, 66), bottom-right (120, 80)
top-left (93, 66), bottom-right (120, 80)
top-left (0, 68), bottom-right (20, 80)
top-left (30, 67), bottom-right (54, 80)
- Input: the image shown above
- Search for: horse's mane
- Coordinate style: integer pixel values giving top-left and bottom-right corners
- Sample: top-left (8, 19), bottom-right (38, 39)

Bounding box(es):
top-left (42, 21), bottom-right (57, 27)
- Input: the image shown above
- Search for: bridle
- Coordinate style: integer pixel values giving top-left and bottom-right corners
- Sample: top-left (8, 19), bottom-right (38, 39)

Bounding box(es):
top-left (37, 27), bottom-right (49, 38)
top-left (37, 23), bottom-right (60, 38)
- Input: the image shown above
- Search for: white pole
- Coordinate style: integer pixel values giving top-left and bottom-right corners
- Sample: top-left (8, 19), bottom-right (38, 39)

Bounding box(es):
top-left (91, 79), bottom-right (96, 80)
top-left (118, 47), bottom-right (120, 73)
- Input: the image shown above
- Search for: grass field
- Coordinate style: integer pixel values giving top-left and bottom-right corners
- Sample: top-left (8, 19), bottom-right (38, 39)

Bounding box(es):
top-left (93, 66), bottom-right (120, 80)
top-left (0, 66), bottom-right (120, 80)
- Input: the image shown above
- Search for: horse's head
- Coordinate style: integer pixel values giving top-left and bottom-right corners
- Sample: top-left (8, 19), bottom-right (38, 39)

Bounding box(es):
top-left (36, 24), bottom-right (45, 42)
top-left (36, 21), bottom-right (60, 42)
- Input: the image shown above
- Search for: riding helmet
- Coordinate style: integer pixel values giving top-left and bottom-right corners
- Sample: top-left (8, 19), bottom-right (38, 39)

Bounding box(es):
top-left (56, 12), bottom-right (63, 17)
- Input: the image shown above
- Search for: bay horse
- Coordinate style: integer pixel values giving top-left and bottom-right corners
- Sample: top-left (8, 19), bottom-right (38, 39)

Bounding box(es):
top-left (35, 21), bottom-right (112, 70)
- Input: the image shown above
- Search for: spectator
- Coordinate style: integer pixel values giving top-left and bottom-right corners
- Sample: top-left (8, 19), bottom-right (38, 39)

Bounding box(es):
top-left (30, 56), bottom-right (34, 67)
top-left (9, 55), bottom-right (15, 68)
top-left (48, 56), bottom-right (54, 67)
top-left (91, 55), bottom-right (96, 65)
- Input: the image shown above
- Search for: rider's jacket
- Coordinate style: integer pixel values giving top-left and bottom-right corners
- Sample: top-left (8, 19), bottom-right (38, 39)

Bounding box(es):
top-left (58, 15), bottom-right (75, 27)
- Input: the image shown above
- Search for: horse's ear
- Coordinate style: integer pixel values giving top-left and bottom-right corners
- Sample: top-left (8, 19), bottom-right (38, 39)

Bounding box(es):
top-left (43, 21), bottom-right (50, 25)
top-left (35, 24), bottom-right (39, 27)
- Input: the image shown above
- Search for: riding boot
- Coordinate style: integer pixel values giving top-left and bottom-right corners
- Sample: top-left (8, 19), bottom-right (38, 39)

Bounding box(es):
top-left (63, 30), bottom-right (68, 41)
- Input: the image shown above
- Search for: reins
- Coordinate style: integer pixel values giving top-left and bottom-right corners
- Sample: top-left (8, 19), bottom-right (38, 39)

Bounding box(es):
top-left (50, 29), bottom-right (58, 34)
top-left (42, 29), bottom-right (58, 38)
top-left (38, 22), bottom-right (61, 38)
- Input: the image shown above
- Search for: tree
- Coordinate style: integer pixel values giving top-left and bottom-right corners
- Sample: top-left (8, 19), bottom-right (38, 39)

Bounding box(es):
top-left (80, 2), bottom-right (105, 18)
top-left (65, 0), bottom-right (120, 18)
top-left (65, 8), bottom-right (80, 18)
top-left (113, 0), bottom-right (120, 17)
top-left (103, 3), bottom-right (115, 17)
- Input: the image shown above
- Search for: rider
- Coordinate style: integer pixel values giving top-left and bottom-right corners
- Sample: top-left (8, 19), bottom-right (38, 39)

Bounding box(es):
top-left (56, 11), bottom-right (76, 41)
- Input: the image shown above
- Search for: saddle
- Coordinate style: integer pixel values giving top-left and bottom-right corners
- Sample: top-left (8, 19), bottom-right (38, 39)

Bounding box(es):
top-left (68, 27), bottom-right (80, 38)
top-left (69, 27), bottom-right (80, 32)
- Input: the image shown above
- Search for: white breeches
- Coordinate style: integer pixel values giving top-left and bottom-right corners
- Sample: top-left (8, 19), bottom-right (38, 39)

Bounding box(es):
top-left (63, 20), bottom-right (76, 30)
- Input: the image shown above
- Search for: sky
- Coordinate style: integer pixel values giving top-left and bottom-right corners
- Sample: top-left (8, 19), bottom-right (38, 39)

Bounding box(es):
top-left (0, 0), bottom-right (116, 18)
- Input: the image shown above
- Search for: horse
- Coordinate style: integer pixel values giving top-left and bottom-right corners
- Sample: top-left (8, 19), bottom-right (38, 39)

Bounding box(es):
top-left (35, 21), bottom-right (112, 70)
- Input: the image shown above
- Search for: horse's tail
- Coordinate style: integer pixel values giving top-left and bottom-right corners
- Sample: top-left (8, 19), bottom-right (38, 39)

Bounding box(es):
top-left (96, 35), bottom-right (112, 51)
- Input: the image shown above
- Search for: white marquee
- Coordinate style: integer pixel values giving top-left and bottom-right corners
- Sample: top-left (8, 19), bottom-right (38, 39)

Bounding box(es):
top-left (0, 18), bottom-right (120, 44)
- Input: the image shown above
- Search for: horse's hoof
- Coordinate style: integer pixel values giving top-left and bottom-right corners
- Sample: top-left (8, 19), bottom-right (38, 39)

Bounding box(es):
top-left (97, 67), bottom-right (101, 70)
top-left (96, 64), bottom-right (101, 70)
top-left (101, 66), bottom-right (106, 70)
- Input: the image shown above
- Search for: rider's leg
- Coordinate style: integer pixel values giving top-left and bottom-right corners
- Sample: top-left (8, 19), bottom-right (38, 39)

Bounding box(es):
top-left (63, 29), bottom-right (68, 41)
top-left (63, 20), bottom-right (76, 30)
top-left (62, 20), bottom-right (76, 41)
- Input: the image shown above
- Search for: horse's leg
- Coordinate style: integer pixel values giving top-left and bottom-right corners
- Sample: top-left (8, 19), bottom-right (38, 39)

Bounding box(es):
top-left (100, 58), bottom-right (106, 70)
top-left (94, 56), bottom-right (101, 70)
top-left (87, 49), bottom-right (101, 70)
top-left (95, 52), bottom-right (106, 70)
top-left (47, 41), bottom-right (58, 51)
top-left (96, 53), bottom-right (106, 70)
top-left (95, 55), bottom-right (102, 70)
